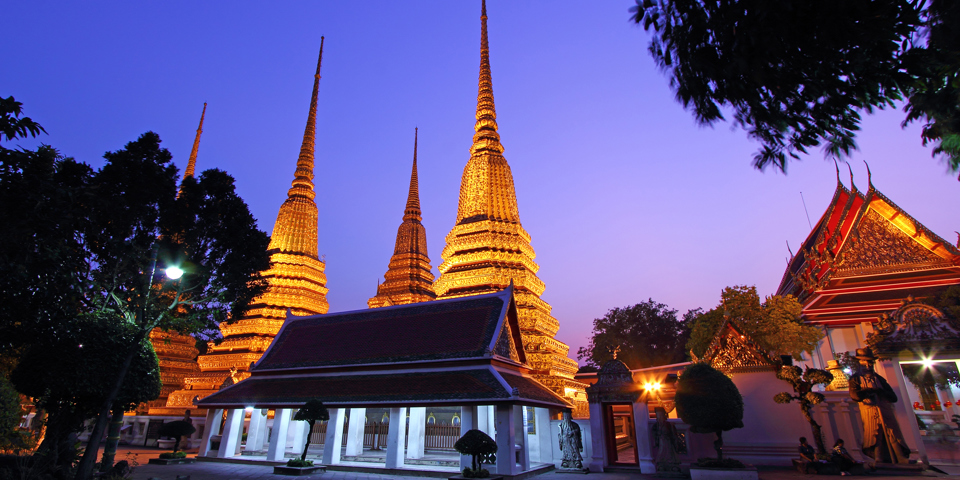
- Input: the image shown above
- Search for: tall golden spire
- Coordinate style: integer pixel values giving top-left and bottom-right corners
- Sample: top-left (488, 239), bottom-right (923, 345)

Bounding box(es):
top-left (183, 102), bottom-right (206, 181)
top-left (269, 37), bottom-right (324, 257)
top-left (433, 0), bottom-right (586, 416)
top-left (369, 128), bottom-right (436, 308)
top-left (164, 40), bottom-right (330, 409)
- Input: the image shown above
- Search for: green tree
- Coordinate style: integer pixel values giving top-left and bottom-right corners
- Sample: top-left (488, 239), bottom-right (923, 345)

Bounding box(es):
top-left (630, 0), bottom-right (960, 175)
top-left (0, 375), bottom-right (26, 453)
top-left (292, 399), bottom-right (329, 462)
top-left (577, 299), bottom-right (691, 369)
top-left (675, 362), bottom-right (743, 460)
top-left (11, 311), bottom-right (161, 467)
top-left (0, 100), bottom-right (271, 480)
top-left (686, 286), bottom-right (822, 359)
top-left (774, 365), bottom-right (834, 455)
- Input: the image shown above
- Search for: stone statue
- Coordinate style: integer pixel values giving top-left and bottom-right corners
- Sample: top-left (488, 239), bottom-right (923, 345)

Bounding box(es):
top-left (848, 347), bottom-right (911, 464)
top-left (653, 406), bottom-right (682, 475)
top-left (558, 410), bottom-right (585, 471)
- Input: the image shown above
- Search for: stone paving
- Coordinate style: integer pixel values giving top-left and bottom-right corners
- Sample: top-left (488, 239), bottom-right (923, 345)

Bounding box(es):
top-left (117, 447), bottom-right (953, 480)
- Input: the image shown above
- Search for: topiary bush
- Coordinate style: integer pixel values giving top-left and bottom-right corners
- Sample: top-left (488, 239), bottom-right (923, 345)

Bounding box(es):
top-left (293, 399), bottom-right (329, 462)
top-left (285, 459), bottom-right (313, 468)
top-left (774, 364), bottom-right (833, 455)
top-left (157, 421), bottom-right (196, 453)
top-left (454, 429), bottom-right (497, 477)
top-left (158, 451), bottom-right (186, 459)
top-left (675, 363), bottom-right (744, 461)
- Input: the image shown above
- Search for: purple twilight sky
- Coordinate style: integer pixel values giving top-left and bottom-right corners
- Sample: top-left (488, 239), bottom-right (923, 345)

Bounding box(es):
top-left (4, 1), bottom-right (958, 362)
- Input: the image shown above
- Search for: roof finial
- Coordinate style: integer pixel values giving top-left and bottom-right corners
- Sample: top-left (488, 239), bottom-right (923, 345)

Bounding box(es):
top-left (404, 127), bottom-right (422, 221)
top-left (847, 162), bottom-right (856, 193)
top-left (178, 103), bottom-right (207, 198)
top-left (955, 232), bottom-right (959, 249)
top-left (834, 160), bottom-right (841, 187)
top-left (863, 160), bottom-right (873, 191)
top-left (471, 0), bottom-right (504, 156)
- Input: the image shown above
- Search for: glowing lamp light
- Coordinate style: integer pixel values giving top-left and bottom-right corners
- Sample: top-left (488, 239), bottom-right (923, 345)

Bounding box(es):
top-left (643, 382), bottom-right (662, 392)
top-left (245, 406), bottom-right (254, 413)
top-left (165, 266), bottom-right (184, 280)
top-left (921, 358), bottom-right (935, 369)
top-left (843, 368), bottom-right (853, 375)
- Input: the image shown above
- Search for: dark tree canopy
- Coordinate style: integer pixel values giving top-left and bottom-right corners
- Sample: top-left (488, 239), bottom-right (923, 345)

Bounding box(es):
top-left (158, 420), bottom-right (196, 452)
top-left (686, 286), bottom-right (822, 359)
top-left (578, 299), bottom-right (690, 369)
top-left (293, 399), bottom-right (329, 461)
top-left (631, 0), bottom-right (960, 175)
top-left (675, 362), bottom-right (744, 459)
top-left (455, 429), bottom-right (498, 473)
top-left (0, 99), bottom-right (271, 479)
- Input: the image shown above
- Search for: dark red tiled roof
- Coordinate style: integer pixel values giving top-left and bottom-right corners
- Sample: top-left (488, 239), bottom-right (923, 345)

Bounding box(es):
top-left (255, 294), bottom-right (506, 370)
top-left (499, 371), bottom-right (571, 406)
top-left (197, 368), bottom-right (570, 409)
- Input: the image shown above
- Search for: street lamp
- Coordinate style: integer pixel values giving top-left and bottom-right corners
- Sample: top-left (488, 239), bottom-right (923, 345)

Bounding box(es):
top-left (165, 266), bottom-right (184, 280)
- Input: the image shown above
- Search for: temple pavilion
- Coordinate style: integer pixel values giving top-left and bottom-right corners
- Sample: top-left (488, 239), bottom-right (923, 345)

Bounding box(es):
top-left (195, 287), bottom-right (570, 476)
top-left (777, 168), bottom-right (960, 465)
top-left (153, 0), bottom-right (586, 419)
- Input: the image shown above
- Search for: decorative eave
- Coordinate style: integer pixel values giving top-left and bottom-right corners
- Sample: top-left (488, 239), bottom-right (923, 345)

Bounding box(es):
top-left (867, 297), bottom-right (960, 356)
top-left (699, 319), bottom-right (777, 374)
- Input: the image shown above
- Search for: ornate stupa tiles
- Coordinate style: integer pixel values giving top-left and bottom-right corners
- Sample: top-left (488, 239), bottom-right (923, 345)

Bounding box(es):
top-left (164, 40), bottom-right (330, 411)
top-left (368, 128), bottom-right (437, 308)
top-left (433, 0), bottom-right (587, 415)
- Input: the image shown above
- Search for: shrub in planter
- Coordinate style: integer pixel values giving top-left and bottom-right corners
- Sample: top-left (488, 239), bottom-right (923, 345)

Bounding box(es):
top-left (157, 421), bottom-right (196, 453)
top-left (774, 365), bottom-right (833, 455)
top-left (454, 429), bottom-right (497, 477)
top-left (676, 363), bottom-right (744, 461)
top-left (293, 399), bottom-right (329, 462)
top-left (285, 459), bottom-right (314, 468)
top-left (158, 451), bottom-right (187, 460)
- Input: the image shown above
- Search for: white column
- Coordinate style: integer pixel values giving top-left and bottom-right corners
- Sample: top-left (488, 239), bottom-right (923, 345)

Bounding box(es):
top-left (267, 408), bottom-right (292, 462)
top-left (255, 409), bottom-right (270, 451)
top-left (535, 408), bottom-right (553, 465)
top-left (199, 409), bottom-right (223, 457)
top-left (323, 408), bottom-right (346, 465)
top-left (478, 405), bottom-right (491, 436)
top-left (384, 407), bottom-right (407, 469)
top-left (514, 406), bottom-right (530, 472)
top-left (495, 404), bottom-right (518, 475)
top-left (288, 415), bottom-right (307, 454)
top-left (407, 407), bottom-right (427, 460)
top-left (886, 358), bottom-right (929, 464)
top-left (460, 406), bottom-right (479, 470)
top-left (218, 409), bottom-right (243, 458)
top-left (245, 409), bottom-right (266, 452)
top-left (234, 414), bottom-right (245, 455)
top-left (588, 403), bottom-right (605, 472)
top-left (345, 408), bottom-right (366, 456)
top-left (632, 401), bottom-right (655, 474)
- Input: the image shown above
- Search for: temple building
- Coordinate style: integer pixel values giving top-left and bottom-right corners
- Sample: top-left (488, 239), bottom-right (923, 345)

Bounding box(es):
top-left (776, 168), bottom-right (960, 465)
top-left (163, 39), bottom-right (330, 411)
top-left (432, 0), bottom-right (587, 415)
top-left (368, 128), bottom-right (437, 308)
top-left (146, 104), bottom-right (206, 416)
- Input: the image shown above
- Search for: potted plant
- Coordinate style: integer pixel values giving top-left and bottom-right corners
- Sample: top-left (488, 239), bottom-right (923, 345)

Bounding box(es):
top-left (774, 364), bottom-right (838, 473)
top-left (274, 399), bottom-right (329, 475)
top-left (148, 420), bottom-right (196, 465)
top-left (453, 429), bottom-right (498, 479)
top-left (676, 363), bottom-right (754, 480)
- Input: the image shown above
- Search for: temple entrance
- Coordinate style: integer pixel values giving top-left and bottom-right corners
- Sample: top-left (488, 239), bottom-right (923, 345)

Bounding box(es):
top-left (604, 404), bottom-right (638, 465)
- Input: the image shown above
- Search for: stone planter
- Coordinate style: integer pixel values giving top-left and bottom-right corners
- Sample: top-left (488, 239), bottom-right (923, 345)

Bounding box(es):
top-left (148, 457), bottom-right (195, 465)
top-left (689, 465), bottom-right (758, 480)
top-left (448, 476), bottom-right (504, 480)
top-left (273, 465), bottom-right (325, 476)
top-left (156, 439), bottom-right (176, 450)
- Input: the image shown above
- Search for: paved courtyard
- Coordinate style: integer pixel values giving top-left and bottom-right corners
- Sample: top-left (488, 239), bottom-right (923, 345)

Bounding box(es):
top-left (114, 447), bottom-right (955, 480)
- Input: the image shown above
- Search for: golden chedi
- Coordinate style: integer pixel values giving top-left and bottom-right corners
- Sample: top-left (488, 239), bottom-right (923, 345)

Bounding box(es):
top-left (369, 128), bottom-right (436, 308)
top-left (433, 0), bottom-right (587, 414)
top-left (165, 40), bottom-right (330, 410)
top-left (147, 104), bottom-right (206, 416)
